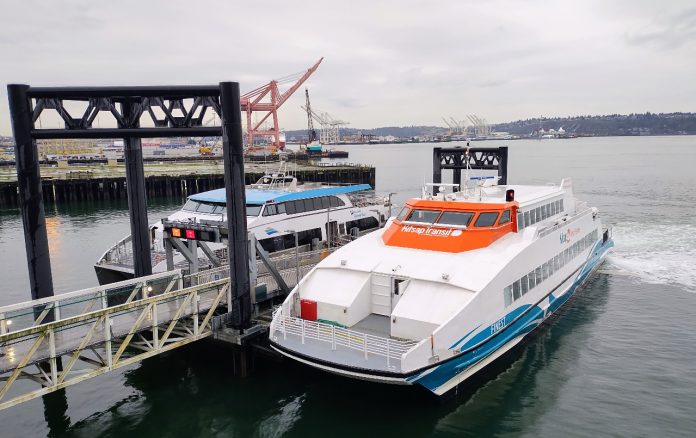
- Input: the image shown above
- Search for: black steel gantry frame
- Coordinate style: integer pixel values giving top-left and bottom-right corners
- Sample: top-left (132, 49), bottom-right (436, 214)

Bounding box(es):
top-left (7, 83), bottom-right (252, 330)
top-left (432, 146), bottom-right (508, 193)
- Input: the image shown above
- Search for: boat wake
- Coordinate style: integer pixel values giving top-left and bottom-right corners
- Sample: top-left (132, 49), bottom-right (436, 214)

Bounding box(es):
top-left (606, 221), bottom-right (696, 292)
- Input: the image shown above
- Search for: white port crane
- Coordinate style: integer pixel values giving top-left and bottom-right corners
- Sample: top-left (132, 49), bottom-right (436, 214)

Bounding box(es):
top-left (301, 104), bottom-right (349, 144)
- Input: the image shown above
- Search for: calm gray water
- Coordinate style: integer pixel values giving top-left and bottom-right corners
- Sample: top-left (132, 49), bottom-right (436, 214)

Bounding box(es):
top-left (1, 137), bottom-right (695, 437)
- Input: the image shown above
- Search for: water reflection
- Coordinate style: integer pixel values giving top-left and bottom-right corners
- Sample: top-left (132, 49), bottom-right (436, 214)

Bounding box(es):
top-left (44, 275), bottom-right (611, 438)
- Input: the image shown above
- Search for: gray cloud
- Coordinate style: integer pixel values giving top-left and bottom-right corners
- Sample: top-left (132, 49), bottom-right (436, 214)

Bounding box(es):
top-left (625, 6), bottom-right (696, 49)
top-left (1, 0), bottom-right (695, 135)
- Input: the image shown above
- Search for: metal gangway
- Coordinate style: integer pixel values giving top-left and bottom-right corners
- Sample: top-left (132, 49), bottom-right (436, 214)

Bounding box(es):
top-left (0, 251), bottom-right (321, 410)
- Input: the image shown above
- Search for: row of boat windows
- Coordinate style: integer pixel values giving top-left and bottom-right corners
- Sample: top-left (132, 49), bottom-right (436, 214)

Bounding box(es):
top-left (517, 199), bottom-right (564, 230)
top-left (259, 228), bottom-right (323, 252)
top-left (503, 229), bottom-right (599, 307)
top-left (182, 195), bottom-right (346, 217)
top-left (397, 208), bottom-right (511, 228)
top-left (258, 217), bottom-right (380, 252)
top-left (271, 196), bottom-right (345, 216)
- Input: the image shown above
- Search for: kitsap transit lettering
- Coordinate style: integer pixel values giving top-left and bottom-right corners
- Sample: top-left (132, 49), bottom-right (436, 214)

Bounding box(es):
top-left (400, 225), bottom-right (463, 237)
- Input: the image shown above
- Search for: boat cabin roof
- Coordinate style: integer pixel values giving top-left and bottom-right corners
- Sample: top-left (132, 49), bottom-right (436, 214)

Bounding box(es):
top-left (189, 184), bottom-right (372, 205)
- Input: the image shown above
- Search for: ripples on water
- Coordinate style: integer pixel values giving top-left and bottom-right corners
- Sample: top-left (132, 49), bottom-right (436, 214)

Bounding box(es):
top-left (1, 137), bottom-right (695, 437)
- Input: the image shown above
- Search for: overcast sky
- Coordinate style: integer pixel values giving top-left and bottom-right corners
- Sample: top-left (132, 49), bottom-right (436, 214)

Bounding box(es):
top-left (1, 0), bottom-right (695, 135)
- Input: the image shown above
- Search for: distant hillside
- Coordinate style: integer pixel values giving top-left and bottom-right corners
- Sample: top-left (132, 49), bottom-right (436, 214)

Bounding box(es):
top-left (494, 112), bottom-right (696, 137)
top-left (285, 112), bottom-right (696, 140)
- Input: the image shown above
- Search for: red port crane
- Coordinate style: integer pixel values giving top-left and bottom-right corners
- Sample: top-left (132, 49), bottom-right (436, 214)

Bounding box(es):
top-left (241, 57), bottom-right (323, 148)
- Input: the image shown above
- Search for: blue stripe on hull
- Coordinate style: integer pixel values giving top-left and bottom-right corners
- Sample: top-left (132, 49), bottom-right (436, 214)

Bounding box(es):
top-left (409, 238), bottom-right (614, 394)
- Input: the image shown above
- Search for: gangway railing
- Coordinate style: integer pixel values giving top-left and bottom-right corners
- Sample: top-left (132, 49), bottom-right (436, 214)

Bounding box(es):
top-left (0, 270), bottom-right (230, 410)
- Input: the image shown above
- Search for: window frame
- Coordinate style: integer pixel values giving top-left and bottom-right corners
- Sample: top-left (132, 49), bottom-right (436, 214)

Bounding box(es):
top-left (498, 209), bottom-right (511, 225)
top-left (474, 212), bottom-right (500, 227)
top-left (437, 211), bottom-right (475, 227)
top-left (404, 209), bottom-right (442, 224)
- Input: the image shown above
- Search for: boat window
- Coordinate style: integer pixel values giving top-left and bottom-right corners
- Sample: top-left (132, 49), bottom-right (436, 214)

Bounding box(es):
top-left (298, 228), bottom-right (323, 246)
top-left (321, 197), bottom-right (331, 209)
top-left (263, 204), bottom-right (277, 216)
top-left (329, 196), bottom-right (345, 207)
top-left (396, 207), bottom-right (410, 221)
top-left (560, 199), bottom-right (564, 212)
top-left (276, 203), bottom-right (286, 214)
top-left (246, 204), bottom-right (263, 216)
top-left (524, 211), bottom-right (530, 226)
top-left (405, 209), bottom-right (441, 223)
top-left (437, 211), bottom-right (474, 226)
top-left (303, 199), bottom-right (314, 212)
top-left (346, 217), bottom-right (379, 232)
top-left (528, 271), bottom-right (537, 289)
top-left (212, 204), bottom-right (226, 214)
top-left (285, 201), bottom-right (296, 215)
top-left (535, 267), bottom-right (543, 284)
top-left (512, 280), bottom-right (521, 300)
top-left (474, 212), bottom-right (499, 227)
top-left (504, 286), bottom-right (512, 307)
top-left (529, 209), bottom-right (536, 224)
top-left (517, 212), bottom-right (524, 229)
top-left (312, 197), bottom-right (323, 210)
top-left (521, 275), bottom-right (529, 295)
top-left (498, 209), bottom-right (511, 225)
top-left (183, 200), bottom-right (199, 211)
top-left (535, 207), bottom-right (542, 221)
top-left (197, 202), bottom-right (216, 214)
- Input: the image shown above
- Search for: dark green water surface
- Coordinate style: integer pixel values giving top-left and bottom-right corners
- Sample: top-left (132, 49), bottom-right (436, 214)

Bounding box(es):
top-left (1, 137), bottom-right (695, 437)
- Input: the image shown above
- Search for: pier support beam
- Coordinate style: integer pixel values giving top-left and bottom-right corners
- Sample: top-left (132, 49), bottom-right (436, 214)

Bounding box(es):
top-left (121, 101), bottom-right (152, 279)
top-left (220, 82), bottom-right (251, 330)
top-left (7, 84), bottom-right (55, 302)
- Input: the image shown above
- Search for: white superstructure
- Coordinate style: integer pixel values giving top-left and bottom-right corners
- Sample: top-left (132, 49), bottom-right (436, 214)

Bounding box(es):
top-left (95, 171), bottom-right (392, 284)
top-left (269, 177), bottom-right (613, 395)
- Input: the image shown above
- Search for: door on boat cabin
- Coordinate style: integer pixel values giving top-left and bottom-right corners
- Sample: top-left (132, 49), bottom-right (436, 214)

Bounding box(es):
top-left (370, 274), bottom-right (408, 316)
top-left (392, 278), bottom-right (408, 310)
top-left (325, 221), bottom-right (338, 246)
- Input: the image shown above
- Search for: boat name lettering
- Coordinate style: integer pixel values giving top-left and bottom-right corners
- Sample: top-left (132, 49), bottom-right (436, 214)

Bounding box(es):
top-left (490, 316), bottom-right (506, 335)
top-left (401, 225), bottom-right (463, 237)
top-left (559, 227), bottom-right (581, 244)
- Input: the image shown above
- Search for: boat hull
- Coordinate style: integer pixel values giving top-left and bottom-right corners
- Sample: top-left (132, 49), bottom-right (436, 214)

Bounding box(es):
top-left (271, 238), bottom-right (613, 396)
top-left (94, 264), bottom-right (134, 285)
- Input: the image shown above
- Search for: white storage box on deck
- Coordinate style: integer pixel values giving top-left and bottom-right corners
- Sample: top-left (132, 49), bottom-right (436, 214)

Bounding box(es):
top-left (299, 268), bottom-right (371, 327)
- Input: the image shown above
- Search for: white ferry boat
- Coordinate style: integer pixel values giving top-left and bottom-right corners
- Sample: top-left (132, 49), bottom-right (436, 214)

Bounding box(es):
top-left (95, 170), bottom-right (391, 284)
top-left (269, 176), bottom-right (614, 396)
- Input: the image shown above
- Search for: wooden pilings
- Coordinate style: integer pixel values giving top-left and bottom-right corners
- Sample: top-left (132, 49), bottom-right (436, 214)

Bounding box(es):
top-left (0, 166), bottom-right (376, 208)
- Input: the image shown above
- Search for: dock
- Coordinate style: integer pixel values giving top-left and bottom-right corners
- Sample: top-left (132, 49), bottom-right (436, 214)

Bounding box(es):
top-left (0, 160), bottom-right (375, 207)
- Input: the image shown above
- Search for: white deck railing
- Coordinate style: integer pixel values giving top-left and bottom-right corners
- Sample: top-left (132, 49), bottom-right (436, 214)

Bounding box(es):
top-left (537, 202), bottom-right (592, 238)
top-left (271, 310), bottom-right (417, 367)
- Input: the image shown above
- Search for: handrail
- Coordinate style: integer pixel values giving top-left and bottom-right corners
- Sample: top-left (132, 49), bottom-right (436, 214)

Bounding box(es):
top-left (537, 204), bottom-right (592, 238)
top-left (271, 312), bottom-right (417, 367)
top-left (0, 270), bottom-right (182, 316)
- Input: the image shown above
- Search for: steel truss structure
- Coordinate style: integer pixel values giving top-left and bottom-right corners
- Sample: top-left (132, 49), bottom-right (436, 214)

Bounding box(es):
top-left (7, 82), bottom-right (251, 330)
top-left (432, 146), bottom-right (509, 192)
top-left (0, 270), bottom-right (231, 410)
